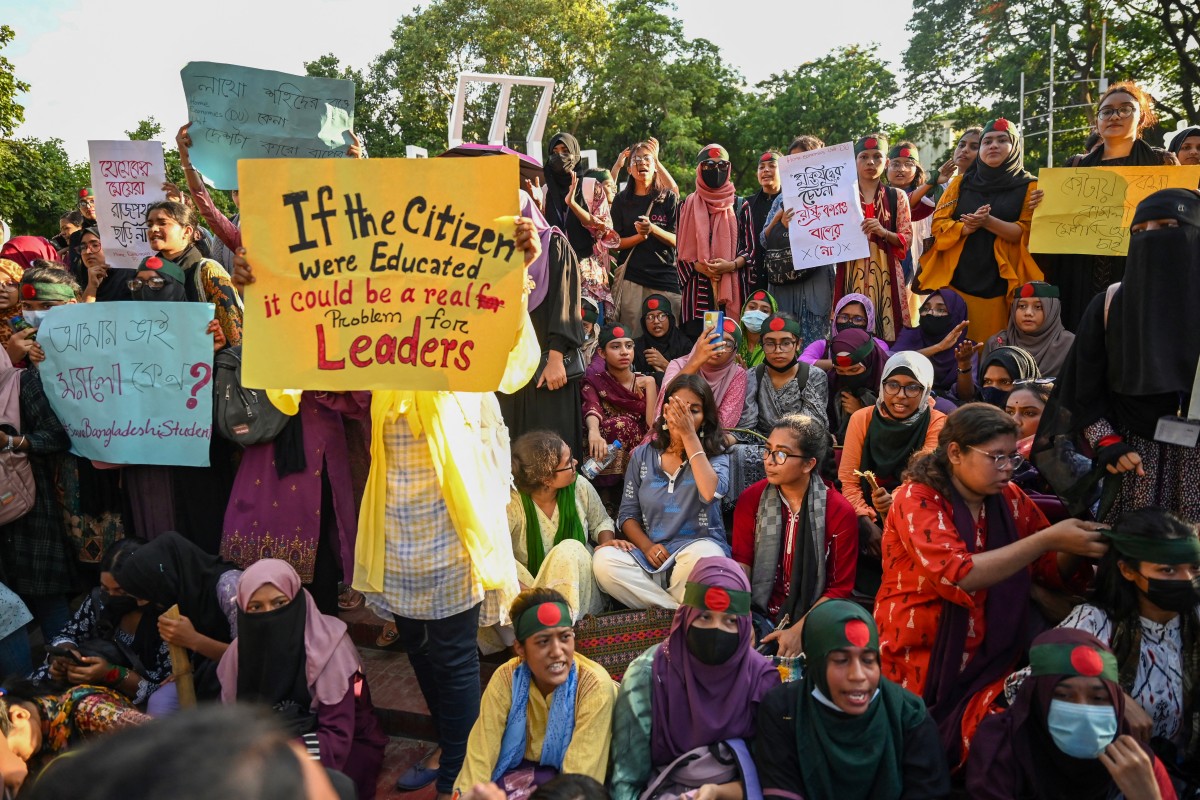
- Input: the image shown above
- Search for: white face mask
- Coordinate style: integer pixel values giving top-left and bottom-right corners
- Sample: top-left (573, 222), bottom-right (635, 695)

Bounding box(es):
top-left (22, 309), bottom-right (51, 329)
top-left (741, 309), bottom-right (769, 333)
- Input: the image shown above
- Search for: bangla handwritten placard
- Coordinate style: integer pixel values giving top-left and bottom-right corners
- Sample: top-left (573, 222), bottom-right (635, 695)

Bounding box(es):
top-left (779, 141), bottom-right (869, 270)
top-left (238, 155), bottom-right (525, 391)
top-left (87, 140), bottom-right (167, 270)
top-left (37, 303), bottom-right (216, 467)
top-left (180, 62), bottom-right (355, 190)
top-left (1030, 166), bottom-right (1200, 255)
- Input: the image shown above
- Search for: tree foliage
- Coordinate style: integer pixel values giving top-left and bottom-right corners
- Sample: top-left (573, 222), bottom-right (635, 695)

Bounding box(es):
top-left (0, 137), bottom-right (89, 236)
top-left (0, 25), bottom-right (29, 138)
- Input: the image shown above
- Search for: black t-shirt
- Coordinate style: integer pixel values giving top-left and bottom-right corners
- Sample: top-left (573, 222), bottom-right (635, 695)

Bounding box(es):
top-left (610, 189), bottom-right (680, 293)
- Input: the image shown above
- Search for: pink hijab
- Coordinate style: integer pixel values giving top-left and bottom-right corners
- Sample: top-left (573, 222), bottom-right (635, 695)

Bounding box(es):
top-left (0, 236), bottom-right (60, 270)
top-left (520, 189), bottom-right (561, 312)
top-left (217, 559), bottom-right (361, 707)
top-left (677, 145), bottom-right (740, 310)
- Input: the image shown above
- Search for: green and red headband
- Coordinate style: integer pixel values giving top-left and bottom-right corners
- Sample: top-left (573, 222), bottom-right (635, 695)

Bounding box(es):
top-left (759, 151), bottom-right (781, 164)
top-left (514, 601), bottom-right (573, 641)
top-left (1016, 282), bottom-right (1059, 300)
top-left (983, 117), bottom-right (1017, 141)
top-left (887, 144), bottom-right (919, 161)
top-left (761, 314), bottom-right (801, 339)
top-left (138, 255), bottom-right (187, 286)
top-left (721, 316), bottom-right (743, 346)
top-left (78, 187), bottom-right (94, 200)
top-left (1029, 642), bottom-right (1118, 682)
top-left (683, 582), bottom-right (751, 616)
top-left (19, 280), bottom-right (76, 303)
top-left (599, 324), bottom-right (633, 347)
top-left (697, 144), bottom-right (730, 165)
top-left (581, 303), bottom-right (599, 325)
top-left (802, 599), bottom-right (880, 660)
top-left (855, 135), bottom-right (887, 155)
top-left (833, 338), bottom-right (876, 368)
top-left (1101, 527), bottom-right (1200, 565)
top-left (642, 294), bottom-right (673, 317)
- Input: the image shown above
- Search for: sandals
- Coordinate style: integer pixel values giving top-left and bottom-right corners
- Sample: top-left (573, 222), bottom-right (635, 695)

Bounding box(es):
top-left (375, 619), bottom-right (399, 648)
top-left (338, 588), bottom-right (364, 611)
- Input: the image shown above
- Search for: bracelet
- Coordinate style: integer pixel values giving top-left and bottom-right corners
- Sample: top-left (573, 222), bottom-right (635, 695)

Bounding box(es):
top-left (1097, 434), bottom-right (1124, 449)
top-left (103, 665), bottom-right (129, 686)
top-left (957, 367), bottom-right (972, 374)
top-left (687, 451), bottom-right (706, 462)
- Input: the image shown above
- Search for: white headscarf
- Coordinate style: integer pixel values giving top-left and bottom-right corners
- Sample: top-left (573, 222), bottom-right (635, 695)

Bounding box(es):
top-left (876, 351), bottom-right (935, 425)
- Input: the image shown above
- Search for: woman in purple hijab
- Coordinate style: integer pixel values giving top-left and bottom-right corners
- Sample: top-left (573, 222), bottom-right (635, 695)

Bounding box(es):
top-left (610, 556), bottom-right (780, 800)
top-left (891, 288), bottom-right (971, 396)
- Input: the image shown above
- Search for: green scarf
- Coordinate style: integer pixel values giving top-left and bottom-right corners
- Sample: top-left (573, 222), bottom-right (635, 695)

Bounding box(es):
top-left (797, 600), bottom-right (927, 800)
top-left (860, 405), bottom-right (931, 488)
top-left (738, 290), bottom-right (778, 368)
top-left (520, 481), bottom-right (585, 575)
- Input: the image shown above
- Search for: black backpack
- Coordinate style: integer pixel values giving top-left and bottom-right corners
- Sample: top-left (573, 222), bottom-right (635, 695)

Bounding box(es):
top-left (213, 346), bottom-right (291, 446)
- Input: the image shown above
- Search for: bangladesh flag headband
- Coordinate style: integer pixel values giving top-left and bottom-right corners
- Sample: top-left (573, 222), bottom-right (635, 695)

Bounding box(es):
top-left (834, 338), bottom-right (875, 368)
top-left (19, 281), bottom-right (75, 303)
top-left (762, 314), bottom-right (801, 339)
top-left (1029, 642), bottom-right (1118, 682)
top-left (683, 582), bottom-right (751, 616)
top-left (1017, 282), bottom-right (1060, 299)
top-left (1101, 528), bottom-right (1200, 565)
top-left (514, 601), bottom-right (573, 641)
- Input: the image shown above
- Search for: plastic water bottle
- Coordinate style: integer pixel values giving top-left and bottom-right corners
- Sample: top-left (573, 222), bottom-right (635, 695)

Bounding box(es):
top-left (580, 440), bottom-right (622, 480)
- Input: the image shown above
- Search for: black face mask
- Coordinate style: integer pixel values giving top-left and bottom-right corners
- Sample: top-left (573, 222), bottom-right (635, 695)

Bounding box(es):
top-left (685, 624), bottom-right (740, 665)
top-left (132, 279), bottom-right (187, 303)
top-left (765, 358), bottom-right (798, 374)
top-left (980, 386), bottom-right (1010, 408)
top-left (700, 165), bottom-right (731, 190)
top-left (548, 151), bottom-right (578, 175)
top-left (919, 314), bottom-right (955, 340)
top-left (1144, 576), bottom-right (1200, 613)
top-left (100, 593), bottom-right (139, 619)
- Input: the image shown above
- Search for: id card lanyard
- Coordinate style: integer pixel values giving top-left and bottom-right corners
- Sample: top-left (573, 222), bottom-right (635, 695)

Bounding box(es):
top-left (1154, 355), bottom-right (1200, 448)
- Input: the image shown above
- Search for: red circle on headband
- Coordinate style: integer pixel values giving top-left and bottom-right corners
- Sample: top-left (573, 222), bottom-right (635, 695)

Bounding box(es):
top-left (723, 318), bottom-right (737, 332)
top-left (768, 317), bottom-right (786, 332)
top-left (704, 587), bottom-right (730, 612)
top-left (835, 354), bottom-right (852, 367)
top-left (580, 308), bottom-right (586, 319)
top-left (536, 603), bottom-right (563, 627)
top-left (899, 148), bottom-right (912, 158)
top-left (79, 189), bottom-right (89, 198)
top-left (612, 326), bottom-right (626, 338)
top-left (753, 291), bottom-right (766, 300)
top-left (863, 137), bottom-right (878, 150)
top-left (146, 257), bottom-right (163, 270)
top-left (21, 284), bottom-right (36, 299)
top-left (1019, 283), bottom-right (1035, 298)
top-left (647, 298), bottom-right (659, 310)
top-left (708, 148), bottom-right (721, 159)
top-left (994, 118), bottom-right (1010, 132)
top-left (1070, 646), bottom-right (1104, 677)
top-left (845, 619), bottom-right (871, 648)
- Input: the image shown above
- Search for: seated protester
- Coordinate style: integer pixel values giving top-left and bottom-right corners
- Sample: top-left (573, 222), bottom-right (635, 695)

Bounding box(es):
top-left (755, 600), bottom-right (952, 800)
top-left (592, 375), bottom-right (730, 609)
top-left (457, 589), bottom-right (616, 796)
top-left (656, 318), bottom-right (748, 433)
top-left (0, 678), bottom-right (150, 772)
top-left (581, 324), bottom-right (657, 505)
top-left (0, 257), bottom-right (21, 356)
top-left (731, 414), bottom-right (859, 656)
top-left (1, 266), bottom-right (80, 643)
top-left (825, 327), bottom-right (889, 443)
top-left (890, 288), bottom-right (971, 400)
top-left (119, 255), bottom-right (234, 551)
top-left (954, 343), bottom-right (1041, 407)
top-left (1007, 379), bottom-right (1062, 496)
top-left (31, 540), bottom-right (172, 714)
top-left (632, 294), bottom-right (691, 387)
top-left (968, 629), bottom-right (1178, 800)
top-left (799, 293), bottom-right (890, 370)
top-left (508, 431), bottom-right (618, 619)
top-left (610, 557), bottom-right (780, 800)
top-left (728, 313), bottom-right (830, 505)
top-left (874, 404), bottom-right (1106, 767)
top-left (982, 281), bottom-right (1075, 379)
top-left (838, 352), bottom-right (947, 602)
top-left (218, 559), bottom-right (387, 800)
top-left (1047, 509), bottom-right (1200, 783)
top-left (77, 226), bottom-right (135, 302)
top-left (736, 289), bottom-right (778, 368)
top-left (111, 532), bottom-right (242, 700)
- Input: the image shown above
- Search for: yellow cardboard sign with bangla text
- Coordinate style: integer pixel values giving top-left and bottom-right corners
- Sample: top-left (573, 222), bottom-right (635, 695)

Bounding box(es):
top-left (238, 156), bottom-right (524, 391)
top-left (1029, 165), bottom-right (1200, 256)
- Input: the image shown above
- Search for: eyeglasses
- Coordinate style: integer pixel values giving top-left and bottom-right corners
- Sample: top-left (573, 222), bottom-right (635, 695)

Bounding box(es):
top-left (645, 312), bottom-right (668, 323)
top-left (882, 380), bottom-right (925, 398)
top-left (762, 339), bottom-right (797, 352)
top-left (126, 276), bottom-right (166, 291)
top-left (762, 449), bottom-right (812, 465)
top-left (81, 241), bottom-right (103, 253)
top-left (630, 155), bottom-right (654, 165)
top-left (919, 307), bottom-right (949, 317)
top-left (835, 314), bottom-right (868, 326)
top-left (967, 445), bottom-right (1023, 470)
top-left (700, 160), bottom-right (731, 170)
top-left (1098, 104), bottom-right (1136, 120)
top-left (554, 457), bottom-right (578, 473)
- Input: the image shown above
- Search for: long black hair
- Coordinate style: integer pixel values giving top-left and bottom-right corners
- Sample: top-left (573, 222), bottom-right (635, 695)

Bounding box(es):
top-left (652, 373), bottom-right (726, 457)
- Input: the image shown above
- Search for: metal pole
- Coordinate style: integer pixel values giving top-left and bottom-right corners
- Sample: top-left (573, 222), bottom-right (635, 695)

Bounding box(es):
top-left (1099, 18), bottom-right (1109, 93)
top-left (1019, 72), bottom-right (1026, 133)
top-left (1048, 23), bottom-right (1056, 168)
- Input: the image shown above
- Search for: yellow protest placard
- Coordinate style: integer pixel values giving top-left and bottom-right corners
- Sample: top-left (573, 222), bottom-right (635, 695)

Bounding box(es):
top-left (1029, 166), bottom-right (1200, 256)
top-left (238, 156), bottom-right (524, 390)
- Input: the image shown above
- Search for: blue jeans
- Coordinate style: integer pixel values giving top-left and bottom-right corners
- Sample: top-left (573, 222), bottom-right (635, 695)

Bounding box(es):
top-left (394, 603), bottom-right (482, 795)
